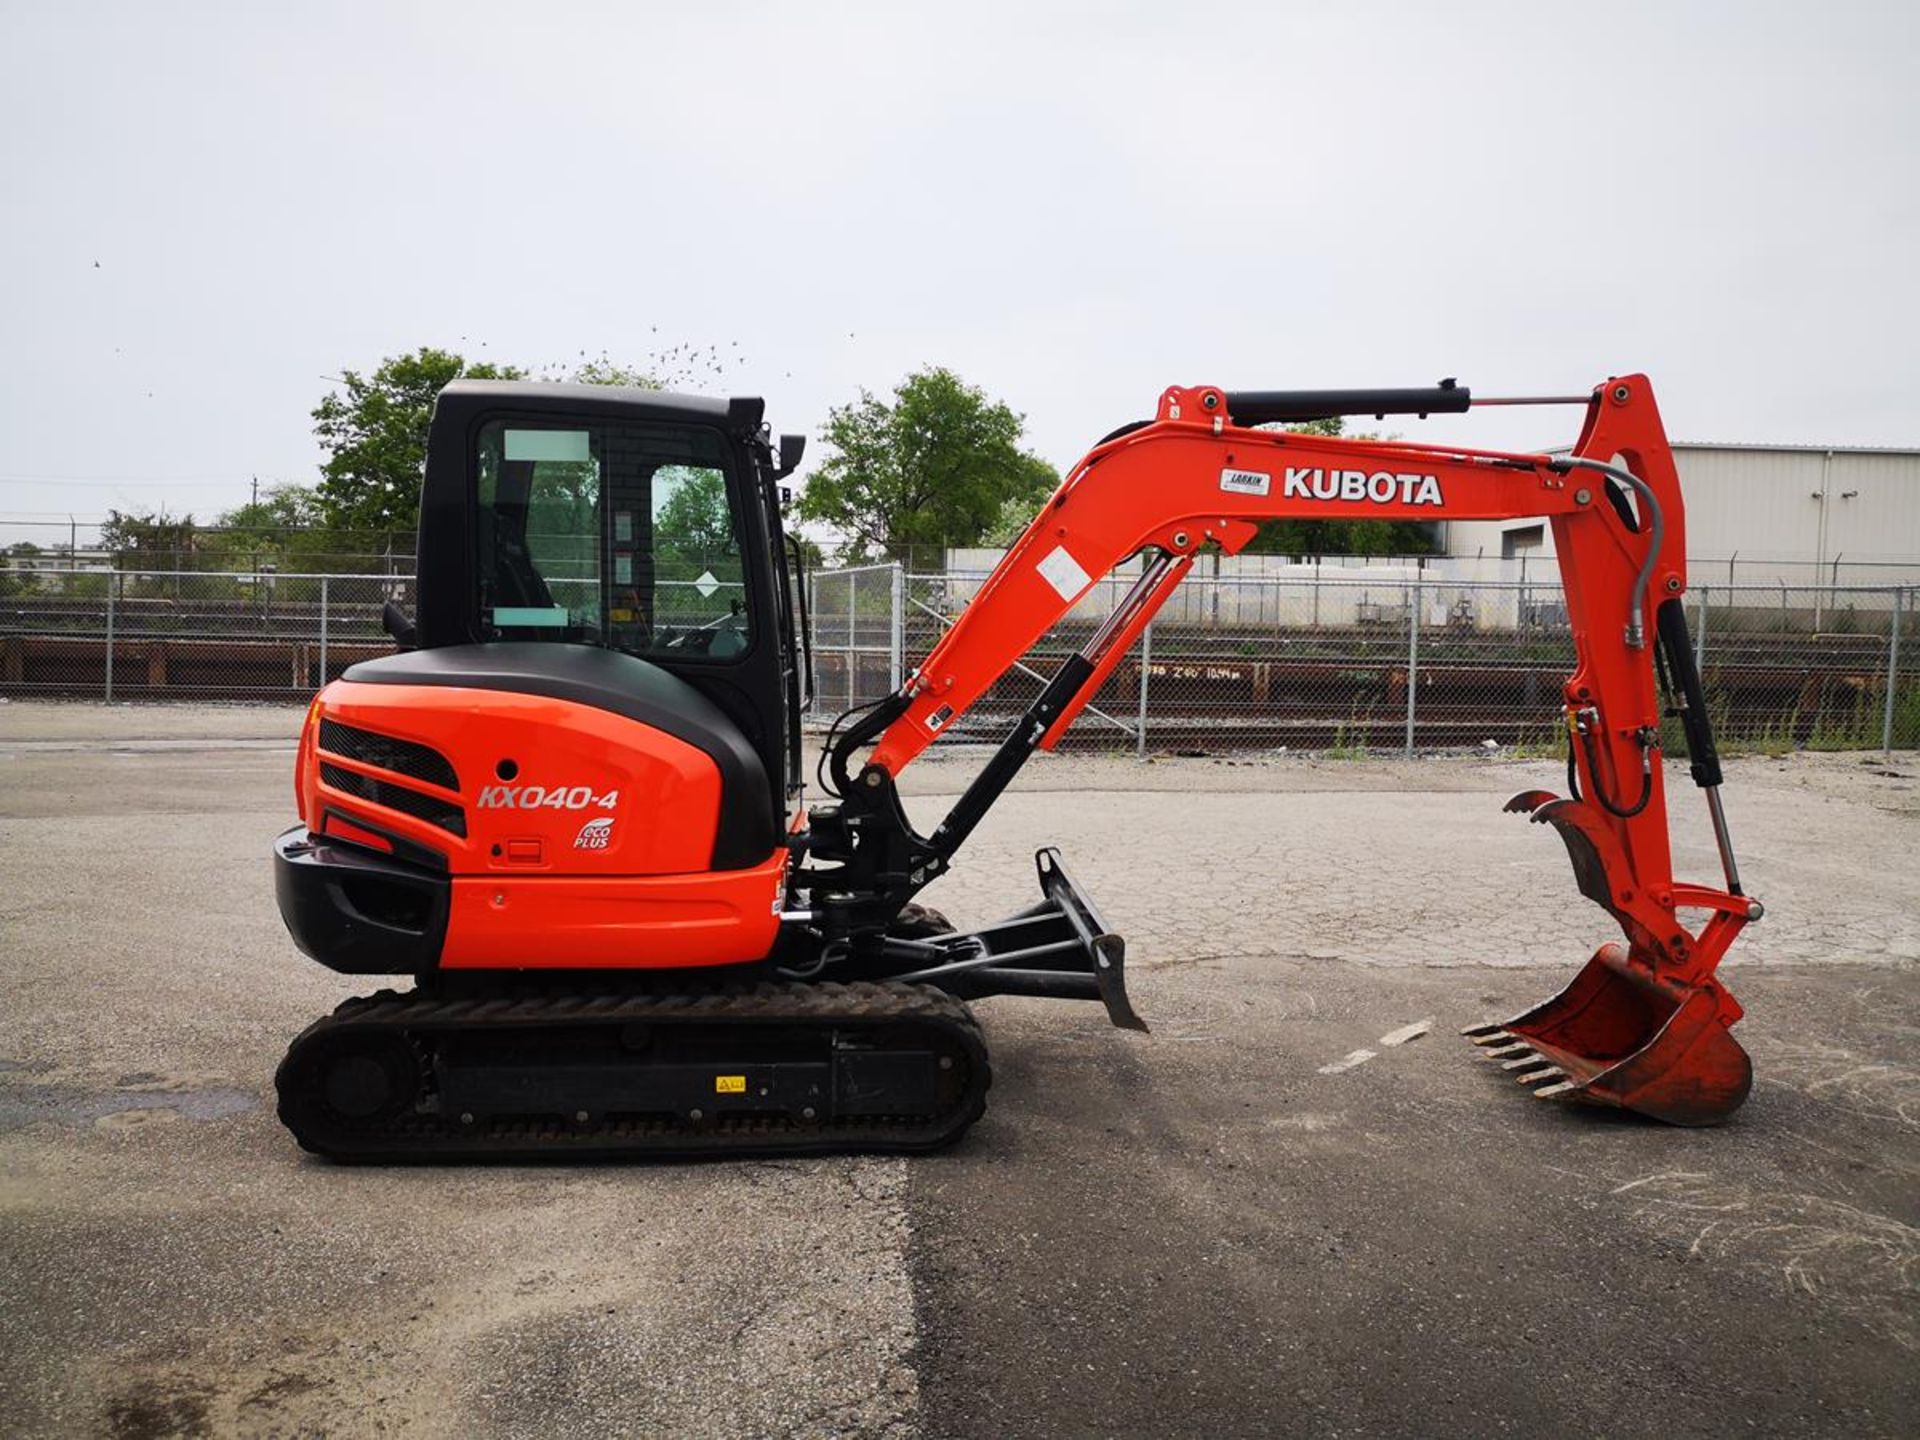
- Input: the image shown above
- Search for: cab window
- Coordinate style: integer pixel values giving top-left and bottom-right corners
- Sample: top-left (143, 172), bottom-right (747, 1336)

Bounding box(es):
top-left (474, 420), bottom-right (754, 660)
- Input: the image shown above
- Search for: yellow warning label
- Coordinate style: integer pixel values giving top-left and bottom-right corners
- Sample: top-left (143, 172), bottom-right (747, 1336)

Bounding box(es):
top-left (714, 1075), bottom-right (747, 1094)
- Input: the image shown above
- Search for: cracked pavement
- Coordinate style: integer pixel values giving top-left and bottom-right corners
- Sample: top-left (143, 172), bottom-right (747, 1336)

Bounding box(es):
top-left (1, 704), bottom-right (1914, 1437)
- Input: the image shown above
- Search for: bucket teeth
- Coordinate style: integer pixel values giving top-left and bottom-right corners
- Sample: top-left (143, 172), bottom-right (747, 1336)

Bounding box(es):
top-left (1460, 1021), bottom-right (1507, 1038)
top-left (1501, 1053), bottom-right (1550, 1071)
top-left (1532, 1080), bottom-right (1579, 1099)
top-left (1483, 1042), bottom-right (1532, 1059)
top-left (1516, 1066), bottom-right (1567, 1085)
top-left (1468, 1031), bottom-right (1515, 1048)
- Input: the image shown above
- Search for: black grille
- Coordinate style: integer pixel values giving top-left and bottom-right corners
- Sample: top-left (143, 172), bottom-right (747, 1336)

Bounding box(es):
top-left (321, 762), bottom-right (467, 838)
top-left (318, 719), bottom-right (459, 791)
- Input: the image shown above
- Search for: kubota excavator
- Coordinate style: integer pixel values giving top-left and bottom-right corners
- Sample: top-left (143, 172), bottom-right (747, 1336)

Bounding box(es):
top-left (273, 373), bottom-right (1761, 1162)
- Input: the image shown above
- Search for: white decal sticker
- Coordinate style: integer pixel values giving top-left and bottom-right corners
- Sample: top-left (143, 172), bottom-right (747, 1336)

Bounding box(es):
top-left (1219, 467), bottom-right (1272, 496)
top-left (1036, 544), bottom-right (1092, 603)
top-left (573, 816), bottom-right (614, 850)
top-left (926, 704), bottom-right (955, 732)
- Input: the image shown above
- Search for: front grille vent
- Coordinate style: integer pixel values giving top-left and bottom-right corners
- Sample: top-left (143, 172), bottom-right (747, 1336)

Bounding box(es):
top-left (318, 719), bottom-right (459, 791)
top-left (321, 762), bottom-right (467, 838)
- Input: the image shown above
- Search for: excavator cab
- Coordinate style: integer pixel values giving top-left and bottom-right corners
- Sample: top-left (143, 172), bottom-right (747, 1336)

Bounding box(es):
top-left (413, 382), bottom-right (811, 822)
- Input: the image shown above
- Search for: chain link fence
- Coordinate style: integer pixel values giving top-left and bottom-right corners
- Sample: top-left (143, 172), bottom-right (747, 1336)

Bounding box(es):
top-left (3, 564), bottom-right (1914, 757)
top-left (0, 569), bottom-right (415, 699)
top-left (810, 565), bottom-right (1919, 758)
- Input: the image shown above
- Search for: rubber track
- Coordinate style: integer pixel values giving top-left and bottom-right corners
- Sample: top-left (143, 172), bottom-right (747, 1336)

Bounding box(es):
top-left (275, 980), bottom-right (990, 1164)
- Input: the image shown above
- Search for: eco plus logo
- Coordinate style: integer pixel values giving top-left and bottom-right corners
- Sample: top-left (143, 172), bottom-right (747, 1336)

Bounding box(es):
top-left (572, 817), bottom-right (614, 851)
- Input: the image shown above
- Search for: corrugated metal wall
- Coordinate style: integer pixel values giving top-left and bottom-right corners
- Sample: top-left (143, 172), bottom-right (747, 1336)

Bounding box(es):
top-left (1444, 445), bottom-right (1920, 586)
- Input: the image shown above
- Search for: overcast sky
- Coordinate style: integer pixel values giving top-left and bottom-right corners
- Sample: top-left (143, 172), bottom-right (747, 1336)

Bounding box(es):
top-left (2, 1), bottom-right (1915, 545)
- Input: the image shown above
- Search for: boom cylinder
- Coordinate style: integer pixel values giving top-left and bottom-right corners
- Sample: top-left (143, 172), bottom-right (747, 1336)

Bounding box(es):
top-left (1224, 381), bottom-right (1470, 427)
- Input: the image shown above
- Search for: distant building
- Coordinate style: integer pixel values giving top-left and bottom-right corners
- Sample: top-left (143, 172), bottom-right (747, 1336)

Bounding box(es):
top-left (1441, 443), bottom-right (1920, 587)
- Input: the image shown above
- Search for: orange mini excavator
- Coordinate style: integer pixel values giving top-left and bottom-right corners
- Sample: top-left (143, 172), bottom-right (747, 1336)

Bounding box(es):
top-left (273, 374), bottom-right (1762, 1161)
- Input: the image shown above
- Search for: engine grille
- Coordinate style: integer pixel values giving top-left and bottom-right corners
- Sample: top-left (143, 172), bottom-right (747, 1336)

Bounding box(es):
top-left (321, 762), bottom-right (467, 838)
top-left (318, 718), bottom-right (459, 792)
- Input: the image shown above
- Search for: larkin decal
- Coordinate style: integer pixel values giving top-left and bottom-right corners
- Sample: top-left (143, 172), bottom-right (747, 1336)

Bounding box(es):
top-left (1283, 467), bottom-right (1444, 507)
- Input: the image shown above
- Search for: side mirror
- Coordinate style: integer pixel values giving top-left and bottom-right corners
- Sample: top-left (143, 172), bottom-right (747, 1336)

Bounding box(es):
top-left (775, 433), bottom-right (806, 480)
top-left (382, 600), bottom-right (417, 650)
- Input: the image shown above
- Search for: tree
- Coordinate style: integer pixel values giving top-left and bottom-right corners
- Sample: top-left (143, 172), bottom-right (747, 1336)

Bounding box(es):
top-left (310, 348), bottom-right (683, 543)
top-left (797, 368), bottom-right (1057, 562)
top-left (564, 354), bottom-right (663, 390)
top-left (312, 347), bottom-right (523, 535)
top-left (201, 485), bottom-right (329, 571)
top-left (101, 508), bottom-right (200, 567)
top-left (0, 541), bottom-right (43, 599)
top-left (654, 467), bottom-right (733, 558)
top-left (1240, 416), bottom-right (1440, 558)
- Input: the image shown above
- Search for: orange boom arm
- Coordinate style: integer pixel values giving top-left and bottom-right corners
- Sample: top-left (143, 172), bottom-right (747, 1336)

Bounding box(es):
top-left (813, 375), bottom-right (1760, 1125)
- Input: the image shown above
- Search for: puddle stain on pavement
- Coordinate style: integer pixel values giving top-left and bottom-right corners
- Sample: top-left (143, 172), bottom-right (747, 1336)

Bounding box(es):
top-left (0, 1078), bottom-right (257, 1134)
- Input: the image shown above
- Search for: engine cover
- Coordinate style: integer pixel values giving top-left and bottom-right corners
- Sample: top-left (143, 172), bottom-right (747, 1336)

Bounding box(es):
top-left (283, 664), bottom-right (787, 972)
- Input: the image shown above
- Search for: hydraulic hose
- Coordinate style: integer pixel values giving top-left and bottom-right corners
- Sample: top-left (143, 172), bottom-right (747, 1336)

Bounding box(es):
top-left (1549, 456), bottom-right (1665, 648)
top-left (1576, 716), bottom-right (1655, 819)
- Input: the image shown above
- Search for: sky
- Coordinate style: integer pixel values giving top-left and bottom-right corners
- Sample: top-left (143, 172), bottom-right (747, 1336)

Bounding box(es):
top-left (2, 0), bottom-right (1916, 548)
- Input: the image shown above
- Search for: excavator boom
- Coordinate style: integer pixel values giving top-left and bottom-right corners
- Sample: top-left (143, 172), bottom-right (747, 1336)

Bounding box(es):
top-left (809, 374), bottom-right (1760, 1125)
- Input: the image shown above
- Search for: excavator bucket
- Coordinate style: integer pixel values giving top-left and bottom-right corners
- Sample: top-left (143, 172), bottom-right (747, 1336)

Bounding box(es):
top-left (1463, 791), bottom-right (1753, 1126)
top-left (1461, 944), bottom-right (1751, 1125)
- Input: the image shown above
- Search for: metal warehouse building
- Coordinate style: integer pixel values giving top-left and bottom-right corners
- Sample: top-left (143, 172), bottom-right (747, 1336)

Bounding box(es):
top-left (1442, 443), bottom-right (1920, 587)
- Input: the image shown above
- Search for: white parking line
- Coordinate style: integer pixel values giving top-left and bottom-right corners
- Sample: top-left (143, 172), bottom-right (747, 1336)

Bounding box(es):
top-left (1317, 1048), bottom-right (1377, 1075)
top-left (1317, 1018), bottom-right (1435, 1075)
top-left (1377, 1018), bottom-right (1434, 1047)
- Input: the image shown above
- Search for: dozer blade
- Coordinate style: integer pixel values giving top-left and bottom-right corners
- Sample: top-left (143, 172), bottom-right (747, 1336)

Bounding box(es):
top-left (1472, 792), bottom-right (1752, 1127)
top-left (896, 847), bottom-right (1148, 1032)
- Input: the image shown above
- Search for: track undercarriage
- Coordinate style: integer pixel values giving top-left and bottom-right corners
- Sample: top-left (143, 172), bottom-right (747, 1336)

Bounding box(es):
top-left (277, 980), bottom-right (990, 1162)
top-left (275, 850), bottom-right (1137, 1162)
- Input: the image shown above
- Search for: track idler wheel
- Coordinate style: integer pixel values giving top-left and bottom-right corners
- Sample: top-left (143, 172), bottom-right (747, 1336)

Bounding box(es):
top-left (278, 1029), bottom-right (422, 1144)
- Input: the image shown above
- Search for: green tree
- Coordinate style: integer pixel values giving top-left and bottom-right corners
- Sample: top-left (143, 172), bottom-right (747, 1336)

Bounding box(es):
top-left (0, 541), bottom-right (43, 599)
top-left (100, 508), bottom-right (200, 567)
top-left (565, 354), bottom-right (663, 390)
top-left (200, 485), bottom-right (335, 572)
top-left (312, 347), bottom-right (523, 535)
top-left (654, 467), bottom-right (733, 558)
top-left (1241, 417), bottom-right (1439, 558)
top-left (311, 348), bottom-right (682, 545)
top-left (797, 368), bottom-right (1057, 563)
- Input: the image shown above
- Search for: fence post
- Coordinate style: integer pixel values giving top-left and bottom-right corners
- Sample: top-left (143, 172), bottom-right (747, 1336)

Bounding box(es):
top-left (104, 571), bottom-right (116, 702)
top-left (319, 576), bottom-right (330, 691)
top-left (888, 564), bottom-right (904, 692)
top-left (1404, 578), bottom-right (1421, 758)
top-left (1136, 620), bottom-right (1152, 760)
top-left (1885, 586), bottom-right (1905, 758)
top-left (847, 572), bottom-right (857, 711)
top-left (1694, 584), bottom-right (1709, 671)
